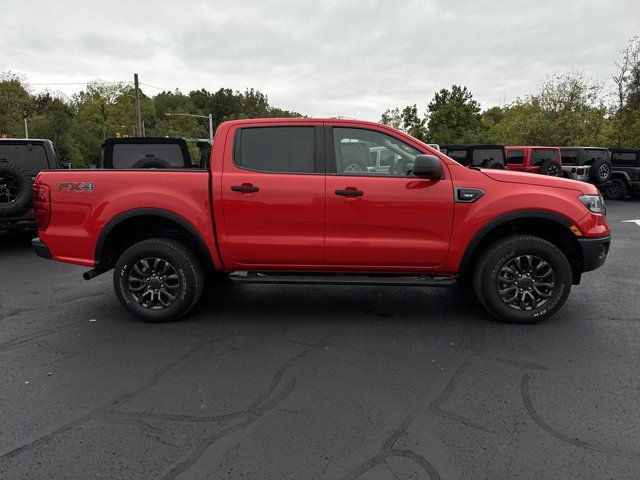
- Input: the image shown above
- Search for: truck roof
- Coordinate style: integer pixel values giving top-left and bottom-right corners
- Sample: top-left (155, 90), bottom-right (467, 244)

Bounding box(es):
top-left (505, 146), bottom-right (559, 149)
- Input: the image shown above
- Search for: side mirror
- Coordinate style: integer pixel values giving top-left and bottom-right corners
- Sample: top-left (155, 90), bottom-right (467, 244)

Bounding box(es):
top-left (413, 154), bottom-right (443, 179)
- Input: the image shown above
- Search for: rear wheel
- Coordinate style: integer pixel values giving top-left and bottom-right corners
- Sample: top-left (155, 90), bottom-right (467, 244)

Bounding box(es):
top-left (114, 238), bottom-right (204, 322)
top-left (603, 177), bottom-right (628, 200)
top-left (539, 160), bottom-right (562, 176)
top-left (473, 235), bottom-right (572, 324)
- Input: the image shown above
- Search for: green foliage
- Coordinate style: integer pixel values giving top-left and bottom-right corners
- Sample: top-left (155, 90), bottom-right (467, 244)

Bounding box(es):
top-left (380, 104), bottom-right (427, 141)
top-left (426, 85), bottom-right (486, 144)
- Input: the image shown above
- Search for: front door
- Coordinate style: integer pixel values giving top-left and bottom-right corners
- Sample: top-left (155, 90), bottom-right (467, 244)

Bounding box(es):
top-left (220, 124), bottom-right (325, 268)
top-left (324, 125), bottom-right (454, 269)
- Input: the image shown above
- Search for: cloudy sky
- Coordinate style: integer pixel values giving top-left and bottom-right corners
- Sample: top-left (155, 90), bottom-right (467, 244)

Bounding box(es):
top-left (1, 0), bottom-right (638, 120)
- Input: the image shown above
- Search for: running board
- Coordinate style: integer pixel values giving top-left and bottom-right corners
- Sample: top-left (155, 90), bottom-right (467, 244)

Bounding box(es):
top-left (228, 271), bottom-right (458, 287)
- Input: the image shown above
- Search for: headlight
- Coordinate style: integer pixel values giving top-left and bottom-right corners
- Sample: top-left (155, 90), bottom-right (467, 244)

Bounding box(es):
top-left (579, 194), bottom-right (606, 214)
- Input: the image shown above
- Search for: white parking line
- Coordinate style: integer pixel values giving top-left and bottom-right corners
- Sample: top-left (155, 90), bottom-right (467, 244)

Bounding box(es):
top-left (621, 220), bottom-right (640, 226)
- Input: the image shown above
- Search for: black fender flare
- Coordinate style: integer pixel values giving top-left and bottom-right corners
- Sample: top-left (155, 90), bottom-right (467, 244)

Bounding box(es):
top-left (94, 208), bottom-right (214, 270)
top-left (458, 209), bottom-right (575, 272)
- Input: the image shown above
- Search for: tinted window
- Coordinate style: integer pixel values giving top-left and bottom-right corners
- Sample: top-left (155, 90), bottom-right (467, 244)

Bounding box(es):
top-left (561, 150), bottom-right (578, 165)
top-left (472, 149), bottom-right (503, 167)
top-left (333, 128), bottom-right (420, 176)
top-left (446, 150), bottom-right (467, 163)
top-left (610, 152), bottom-right (637, 166)
top-left (506, 149), bottom-right (525, 164)
top-left (581, 149), bottom-right (607, 166)
top-left (0, 143), bottom-right (49, 175)
top-left (112, 144), bottom-right (186, 169)
top-left (531, 149), bottom-right (559, 166)
top-left (237, 127), bottom-right (315, 173)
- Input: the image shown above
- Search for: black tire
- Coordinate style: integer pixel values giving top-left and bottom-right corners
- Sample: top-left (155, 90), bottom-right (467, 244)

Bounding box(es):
top-left (483, 160), bottom-right (505, 170)
top-left (131, 158), bottom-right (171, 169)
top-left (589, 158), bottom-right (612, 184)
top-left (114, 238), bottom-right (204, 322)
top-left (473, 235), bottom-right (572, 324)
top-left (538, 160), bottom-right (562, 176)
top-left (0, 162), bottom-right (33, 217)
top-left (603, 177), bottom-right (628, 200)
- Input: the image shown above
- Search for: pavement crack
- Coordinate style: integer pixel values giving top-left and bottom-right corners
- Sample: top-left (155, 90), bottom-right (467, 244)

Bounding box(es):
top-left (521, 373), bottom-right (640, 461)
top-left (0, 328), bottom-right (241, 461)
top-left (338, 409), bottom-right (441, 480)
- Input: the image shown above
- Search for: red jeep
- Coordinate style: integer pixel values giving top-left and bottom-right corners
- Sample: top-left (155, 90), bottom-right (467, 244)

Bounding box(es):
top-left (31, 119), bottom-right (610, 324)
top-left (505, 146), bottom-right (563, 176)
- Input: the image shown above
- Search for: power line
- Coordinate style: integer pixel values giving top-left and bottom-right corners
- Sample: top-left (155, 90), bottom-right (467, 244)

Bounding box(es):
top-left (139, 82), bottom-right (168, 91)
top-left (30, 81), bottom-right (132, 86)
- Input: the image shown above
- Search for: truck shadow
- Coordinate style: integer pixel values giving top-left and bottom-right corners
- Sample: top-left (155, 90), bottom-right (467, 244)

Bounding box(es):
top-left (0, 231), bottom-right (36, 255)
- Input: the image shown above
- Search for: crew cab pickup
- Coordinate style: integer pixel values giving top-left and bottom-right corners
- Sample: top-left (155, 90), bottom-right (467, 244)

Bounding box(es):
top-left (31, 119), bottom-right (611, 324)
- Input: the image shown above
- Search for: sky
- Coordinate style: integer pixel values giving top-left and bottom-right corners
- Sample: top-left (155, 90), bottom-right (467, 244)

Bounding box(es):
top-left (1, 0), bottom-right (638, 121)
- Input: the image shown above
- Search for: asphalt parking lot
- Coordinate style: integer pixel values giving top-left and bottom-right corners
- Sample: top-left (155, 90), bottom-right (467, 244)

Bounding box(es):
top-left (1, 200), bottom-right (639, 480)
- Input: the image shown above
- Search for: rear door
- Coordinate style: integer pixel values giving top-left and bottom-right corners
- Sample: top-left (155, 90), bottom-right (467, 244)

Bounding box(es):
top-left (324, 125), bottom-right (454, 269)
top-left (219, 123), bottom-right (325, 268)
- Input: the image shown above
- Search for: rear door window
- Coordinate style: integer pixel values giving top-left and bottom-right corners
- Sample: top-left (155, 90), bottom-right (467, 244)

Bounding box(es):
top-left (446, 150), bottom-right (468, 163)
top-left (112, 144), bottom-right (186, 169)
top-left (506, 149), bottom-right (525, 164)
top-left (561, 150), bottom-right (578, 165)
top-left (235, 127), bottom-right (315, 173)
top-left (0, 143), bottom-right (49, 175)
top-left (472, 149), bottom-right (503, 167)
top-left (610, 152), bottom-right (637, 166)
top-left (582, 149), bottom-right (607, 165)
top-left (531, 149), bottom-right (559, 166)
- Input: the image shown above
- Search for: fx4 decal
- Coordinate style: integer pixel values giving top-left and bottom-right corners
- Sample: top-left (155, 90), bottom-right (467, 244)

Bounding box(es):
top-left (56, 182), bottom-right (94, 192)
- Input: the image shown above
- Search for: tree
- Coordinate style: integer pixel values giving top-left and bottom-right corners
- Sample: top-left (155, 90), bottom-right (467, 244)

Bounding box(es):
top-left (611, 37), bottom-right (640, 146)
top-left (426, 85), bottom-right (484, 143)
top-left (0, 72), bottom-right (33, 137)
top-left (380, 104), bottom-right (427, 141)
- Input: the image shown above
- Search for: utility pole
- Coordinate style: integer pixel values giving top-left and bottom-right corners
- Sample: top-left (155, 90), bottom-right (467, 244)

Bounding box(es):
top-left (24, 116), bottom-right (29, 139)
top-left (134, 73), bottom-right (143, 137)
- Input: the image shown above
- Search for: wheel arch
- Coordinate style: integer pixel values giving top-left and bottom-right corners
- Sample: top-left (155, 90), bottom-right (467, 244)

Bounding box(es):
top-left (459, 210), bottom-right (583, 284)
top-left (94, 208), bottom-right (214, 272)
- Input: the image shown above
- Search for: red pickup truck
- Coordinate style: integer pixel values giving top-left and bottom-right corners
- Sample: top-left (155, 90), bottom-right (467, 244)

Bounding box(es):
top-left (31, 118), bottom-right (611, 324)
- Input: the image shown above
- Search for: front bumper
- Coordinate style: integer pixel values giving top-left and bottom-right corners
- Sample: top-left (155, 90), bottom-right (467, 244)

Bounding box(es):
top-left (32, 237), bottom-right (52, 260)
top-left (578, 235), bottom-right (610, 272)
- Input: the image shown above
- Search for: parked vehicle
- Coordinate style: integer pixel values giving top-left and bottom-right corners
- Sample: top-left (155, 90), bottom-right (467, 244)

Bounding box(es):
top-left (602, 148), bottom-right (640, 200)
top-left (0, 139), bottom-right (60, 231)
top-left (560, 147), bottom-right (612, 185)
top-left (440, 144), bottom-right (505, 169)
top-left (32, 118), bottom-right (610, 324)
top-left (505, 146), bottom-right (562, 176)
top-left (427, 143), bottom-right (441, 152)
top-left (100, 137), bottom-right (192, 169)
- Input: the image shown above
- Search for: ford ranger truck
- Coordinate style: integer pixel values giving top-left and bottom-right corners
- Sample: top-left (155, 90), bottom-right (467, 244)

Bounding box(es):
top-left (31, 118), bottom-right (611, 324)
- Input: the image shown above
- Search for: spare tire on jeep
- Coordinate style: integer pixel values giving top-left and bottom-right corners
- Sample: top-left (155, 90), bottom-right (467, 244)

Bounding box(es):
top-left (131, 157), bottom-right (172, 169)
top-left (590, 158), bottom-right (612, 184)
top-left (0, 162), bottom-right (33, 217)
top-left (539, 159), bottom-right (562, 176)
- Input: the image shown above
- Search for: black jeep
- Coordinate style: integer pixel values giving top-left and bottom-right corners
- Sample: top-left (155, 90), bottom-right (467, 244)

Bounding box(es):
top-left (100, 137), bottom-right (193, 169)
top-left (603, 147), bottom-right (640, 200)
top-left (0, 139), bottom-right (60, 232)
top-left (440, 144), bottom-right (505, 169)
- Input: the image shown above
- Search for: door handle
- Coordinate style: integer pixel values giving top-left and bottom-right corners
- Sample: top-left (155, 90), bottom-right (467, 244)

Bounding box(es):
top-left (231, 185), bottom-right (260, 193)
top-left (335, 189), bottom-right (364, 197)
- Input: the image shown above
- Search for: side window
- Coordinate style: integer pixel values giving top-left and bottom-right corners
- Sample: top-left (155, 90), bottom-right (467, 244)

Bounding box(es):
top-left (531, 149), bottom-right (559, 166)
top-left (446, 150), bottom-right (467, 164)
top-left (235, 127), bottom-right (315, 173)
top-left (610, 152), bottom-right (636, 166)
top-left (506, 149), bottom-right (525, 164)
top-left (561, 150), bottom-right (578, 165)
top-left (472, 149), bottom-right (503, 167)
top-left (332, 127), bottom-right (420, 176)
top-left (582, 149), bottom-right (606, 165)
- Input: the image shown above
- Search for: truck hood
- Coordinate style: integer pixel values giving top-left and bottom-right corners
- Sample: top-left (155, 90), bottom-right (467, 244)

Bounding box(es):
top-left (480, 169), bottom-right (595, 193)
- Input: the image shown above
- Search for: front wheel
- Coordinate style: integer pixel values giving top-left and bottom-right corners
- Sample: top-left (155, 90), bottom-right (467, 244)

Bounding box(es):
top-left (473, 235), bottom-right (572, 324)
top-left (114, 238), bottom-right (204, 322)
